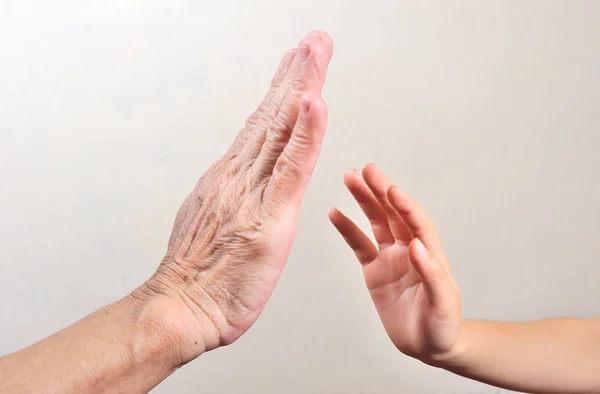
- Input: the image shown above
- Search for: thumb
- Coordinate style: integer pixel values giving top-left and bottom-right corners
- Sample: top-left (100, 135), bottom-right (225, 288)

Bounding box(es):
top-left (409, 238), bottom-right (455, 309)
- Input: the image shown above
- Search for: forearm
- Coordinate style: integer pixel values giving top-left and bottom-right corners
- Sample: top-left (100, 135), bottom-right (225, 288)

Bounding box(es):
top-left (440, 318), bottom-right (600, 394)
top-left (0, 291), bottom-right (193, 394)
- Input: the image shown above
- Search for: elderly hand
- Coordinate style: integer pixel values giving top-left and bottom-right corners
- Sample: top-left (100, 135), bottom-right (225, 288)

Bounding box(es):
top-left (135, 31), bottom-right (334, 364)
top-left (0, 32), bottom-right (334, 394)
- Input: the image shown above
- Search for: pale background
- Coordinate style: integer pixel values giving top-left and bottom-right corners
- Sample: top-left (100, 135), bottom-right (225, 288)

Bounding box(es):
top-left (1, 1), bottom-right (599, 393)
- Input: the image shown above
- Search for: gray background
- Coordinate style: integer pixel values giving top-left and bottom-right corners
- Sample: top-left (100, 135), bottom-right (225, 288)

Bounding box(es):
top-left (1, 1), bottom-right (599, 393)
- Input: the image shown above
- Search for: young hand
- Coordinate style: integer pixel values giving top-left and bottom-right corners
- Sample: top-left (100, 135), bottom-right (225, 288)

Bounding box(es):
top-left (329, 164), bottom-right (462, 364)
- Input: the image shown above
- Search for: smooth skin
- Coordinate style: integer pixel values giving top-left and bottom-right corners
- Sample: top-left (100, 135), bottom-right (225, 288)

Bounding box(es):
top-left (330, 163), bottom-right (600, 394)
top-left (0, 31), bottom-right (334, 394)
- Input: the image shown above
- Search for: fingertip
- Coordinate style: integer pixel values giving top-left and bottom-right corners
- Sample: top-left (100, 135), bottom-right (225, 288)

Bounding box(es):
top-left (308, 30), bottom-right (334, 56)
top-left (300, 31), bottom-right (333, 69)
top-left (328, 208), bottom-right (348, 231)
top-left (387, 184), bottom-right (411, 207)
top-left (362, 163), bottom-right (382, 189)
top-left (309, 30), bottom-right (333, 45)
top-left (408, 239), bottom-right (453, 308)
top-left (271, 48), bottom-right (298, 86)
top-left (277, 48), bottom-right (296, 69)
top-left (410, 238), bottom-right (429, 264)
top-left (328, 207), bottom-right (339, 221)
top-left (298, 34), bottom-right (319, 53)
top-left (327, 207), bottom-right (344, 229)
top-left (408, 238), bottom-right (435, 286)
top-left (387, 184), bottom-right (402, 203)
top-left (362, 163), bottom-right (378, 176)
top-left (295, 44), bottom-right (311, 63)
top-left (343, 168), bottom-right (360, 186)
top-left (281, 48), bottom-right (297, 66)
top-left (283, 48), bottom-right (298, 61)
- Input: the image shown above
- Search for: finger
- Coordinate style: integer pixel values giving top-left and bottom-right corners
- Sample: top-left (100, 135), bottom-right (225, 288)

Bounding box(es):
top-left (252, 31), bottom-right (334, 178)
top-left (387, 185), bottom-right (442, 252)
top-left (248, 49), bottom-right (298, 129)
top-left (409, 238), bottom-right (455, 309)
top-left (344, 169), bottom-right (395, 248)
top-left (302, 30), bottom-right (334, 86)
top-left (362, 163), bottom-right (412, 244)
top-left (329, 208), bottom-right (378, 265)
top-left (235, 45), bottom-right (304, 164)
top-left (262, 93), bottom-right (327, 207)
top-left (226, 49), bottom-right (298, 158)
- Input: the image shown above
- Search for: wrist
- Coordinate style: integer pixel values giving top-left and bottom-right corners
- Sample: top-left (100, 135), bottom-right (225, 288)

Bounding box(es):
top-left (118, 292), bottom-right (185, 371)
top-left (124, 282), bottom-right (215, 369)
top-left (426, 320), bottom-right (472, 370)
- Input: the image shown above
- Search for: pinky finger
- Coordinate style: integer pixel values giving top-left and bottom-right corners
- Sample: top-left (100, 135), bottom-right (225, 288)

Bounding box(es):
top-left (329, 208), bottom-right (378, 265)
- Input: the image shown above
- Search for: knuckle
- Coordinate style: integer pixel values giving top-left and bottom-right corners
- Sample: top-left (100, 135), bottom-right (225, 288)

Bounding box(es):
top-left (244, 117), bottom-right (256, 130)
top-left (271, 110), bottom-right (294, 136)
top-left (292, 77), bottom-right (306, 92)
top-left (245, 104), bottom-right (268, 129)
top-left (222, 161), bottom-right (240, 180)
top-left (264, 127), bottom-right (289, 150)
top-left (274, 150), bottom-right (304, 179)
top-left (252, 116), bottom-right (270, 132)
top-left (291, 129), bottom-right (319, 150)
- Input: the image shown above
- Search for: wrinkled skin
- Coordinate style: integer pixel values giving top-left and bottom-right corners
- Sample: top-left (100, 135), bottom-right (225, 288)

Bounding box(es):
top-left (329, 164), bottom-right (462, 364)
top-left (137, 31), bottom-right (333, 363)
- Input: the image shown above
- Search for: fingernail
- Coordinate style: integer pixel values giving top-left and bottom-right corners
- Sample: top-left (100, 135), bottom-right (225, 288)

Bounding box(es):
top-left (414, 238), bottom-right (428, 261)
top-left (280, 50), bottom-right (296, 70)
top-left (351, 168), bottom-right (357, 172)
top-left (308, 30), bottom-right (323, 42)
top-left (300, 95), bottom-right (312, 114)
top-left (297, 45), bottom-right (310, 62)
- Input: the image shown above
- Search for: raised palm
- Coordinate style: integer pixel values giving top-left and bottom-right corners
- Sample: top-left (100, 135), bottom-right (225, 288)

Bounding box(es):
top-left (330, 164), bottom-right (462, 363)
top-left (140, 32), bottom-right (334, 363)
